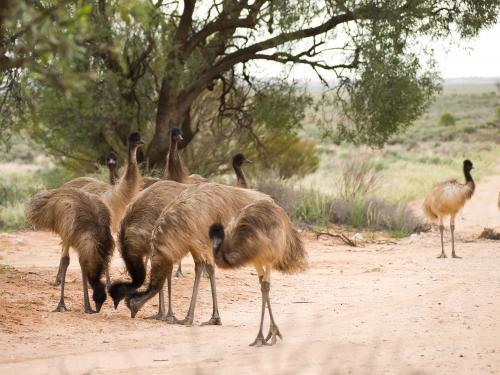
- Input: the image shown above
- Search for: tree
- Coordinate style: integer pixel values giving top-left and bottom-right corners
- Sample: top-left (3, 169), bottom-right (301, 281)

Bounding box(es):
top-left (3, 0), bottom-right (500, 168)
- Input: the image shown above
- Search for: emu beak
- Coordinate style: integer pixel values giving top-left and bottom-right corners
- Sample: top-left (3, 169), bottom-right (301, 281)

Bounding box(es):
top-left (243, 159), bottom-right (253, 164)
top-left (95, 302), bottom-right (103, 313)
top-left (107, 160), bottom-right (116, 166)
top-left (178, 135), bottom-right (183, 141)
top-left (211, 238), bottom-right (222, 249)
top-left (138, 139), bottom-right (145, 145)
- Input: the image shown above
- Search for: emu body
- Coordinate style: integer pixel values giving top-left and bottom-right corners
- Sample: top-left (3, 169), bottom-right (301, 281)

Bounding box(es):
top-left (25, 188), bottom-right (114, 313)
top-left (108, 180), bottom-right (188, 314)
top-left (209, 200), bottom-right (308, 346)
top-left (423, 160), bottom-right (475, 258)
top-left (125, 183), bottom-right (272, 325)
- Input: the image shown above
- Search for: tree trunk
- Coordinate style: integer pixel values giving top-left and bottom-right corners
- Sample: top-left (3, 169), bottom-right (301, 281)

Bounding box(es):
top-left (147, 80), bottom-right (196, 168)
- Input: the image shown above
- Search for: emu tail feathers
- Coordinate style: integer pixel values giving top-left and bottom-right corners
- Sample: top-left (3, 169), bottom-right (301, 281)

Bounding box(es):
top-left (274, 228), bottom-right (308, 274)
top-left (422, 197), bottom-right (438, 222)
top-left (24, 189), bottom-right (58, 231)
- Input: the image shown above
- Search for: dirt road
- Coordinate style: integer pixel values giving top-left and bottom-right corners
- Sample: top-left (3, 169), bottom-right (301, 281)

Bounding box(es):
top-left (1, 174), bottom-right (499, 374)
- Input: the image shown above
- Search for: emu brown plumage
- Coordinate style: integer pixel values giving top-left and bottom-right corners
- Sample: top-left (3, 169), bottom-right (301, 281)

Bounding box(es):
top-left (52, 136), bottom-right (144, 288)
top-left (164, 128), bottom-right (208, 277)
top-left (108, 180), bottom-right (189, 317)
top-left (209, 200), bottom-right (308, 346)
top-left (53, 151), bottom-right (118, 286)
top-left (164, 128), bottom-right (207, 185)
top-left (125, 183), bottom-right (272, 325)
top-left (25, 188), bottom-right (114, 313)
top-left (422, 159), bottom-right (475, 258)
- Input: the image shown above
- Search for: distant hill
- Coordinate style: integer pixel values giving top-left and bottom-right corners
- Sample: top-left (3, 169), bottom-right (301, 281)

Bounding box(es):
top-left (444, 77), bottom-right (500, 86)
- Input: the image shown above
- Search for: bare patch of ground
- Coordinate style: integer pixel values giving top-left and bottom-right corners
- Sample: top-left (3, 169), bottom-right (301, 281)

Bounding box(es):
top-left (0, 172), bottom-right (500, 374)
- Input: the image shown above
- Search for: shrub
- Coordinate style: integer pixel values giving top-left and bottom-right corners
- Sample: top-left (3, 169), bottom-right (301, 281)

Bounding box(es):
top-left (292, 189), bottom-right (333, 226)
top-left (339, 157), bottom-right (379, 200)
top-left (330, 196), bottom-right (423, 235)
top-left (254, 173), bottom-right (297, 216)
top-left (439, 112), bottom-right (456, 126)
top-left (496, 107), bottom-right (500, 121)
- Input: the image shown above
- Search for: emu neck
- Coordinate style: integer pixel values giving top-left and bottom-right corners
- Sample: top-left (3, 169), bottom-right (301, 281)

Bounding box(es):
top-left (464, 167), bottom-right (475, 195)
top-left (108, 165), bottom-right (118, 185)
top-left (105, 143), bottom-right (142, 231)
top-left (165, 140), bottom-right (188, 182)
top-left (124, 144), bottom-right (139, 182)
top-left (233, 163), bottom-right (249, 189)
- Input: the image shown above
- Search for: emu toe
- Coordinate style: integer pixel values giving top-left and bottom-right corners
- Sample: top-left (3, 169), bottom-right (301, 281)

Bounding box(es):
top-left (52, 303), bottom-right (69, 313)
top-left (174, 316), bottom-right (194, 326)
top-left (144, 312), bottom-right (165, 321)
top-left (201, 315), bottom-right (222, 326)
top-left (249, 333), bottom-right (270, 347)
top-left (265, 325), bottom-right (283, 345)
top-left (175, 269), bottom-right (185, 278)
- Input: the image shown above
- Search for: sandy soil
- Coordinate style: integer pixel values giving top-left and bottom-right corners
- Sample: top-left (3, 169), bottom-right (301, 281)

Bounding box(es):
top-left (1, 174), bottom-right (500, 374)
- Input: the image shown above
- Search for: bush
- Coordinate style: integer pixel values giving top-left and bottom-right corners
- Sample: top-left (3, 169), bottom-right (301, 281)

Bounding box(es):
top-left (292, 190), bottom-right (333, 226)
top-left (254, 173), bottom-right (297, 216)
top-left (496, 107), bottom-right (500, 121)
top-left (330, 196), bottom-right (423, 234)
top-left (339, 157), bottom-right (379, 200)
top-left (439, 112), bottom-right (456, 126)
top-left (0, 165), bottom-right (105, 231)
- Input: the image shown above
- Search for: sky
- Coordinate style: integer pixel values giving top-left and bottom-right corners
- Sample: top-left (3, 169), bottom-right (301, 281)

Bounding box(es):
top-left (434, 23), bottom-right (500, 78)
top-left (253, 22), bottom-right (500, 81)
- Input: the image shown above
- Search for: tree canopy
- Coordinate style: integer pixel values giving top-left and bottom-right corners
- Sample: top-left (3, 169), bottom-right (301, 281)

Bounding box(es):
top-left (1, 0), bottom-right (500, 171)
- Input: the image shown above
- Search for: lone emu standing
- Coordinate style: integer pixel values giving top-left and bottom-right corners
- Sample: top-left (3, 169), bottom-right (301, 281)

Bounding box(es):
top-left (209, 200), bottom-right (308, 346)
top-left (423, 159), bottom-right (475, 259)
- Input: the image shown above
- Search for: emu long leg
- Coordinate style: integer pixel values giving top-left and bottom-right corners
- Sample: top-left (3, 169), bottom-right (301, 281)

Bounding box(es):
top-left (260, 266), bottom-right (282, 345)
top-left (175, 262), bottom-right (184, 278)
top-left (164, 262), bottom-right (177, 323)
top-left (250, 276), bottom-right (270, 347)
top-left (201, 263), bottom-right (222, 326)
top-left (53, 247), bottom-right (70, 312)
top-left (175, 261), bottom-right (204, 325)
top-left (79, 258), bottom-right (96, 314)
top-left (145, 289), bottom-right (166, 320)
top-left (54, 245), bottom-right (70, 286)
top-left (437, 217), bottom-right (447, 258)
top-left (450, 215), bottom-right (461, 259)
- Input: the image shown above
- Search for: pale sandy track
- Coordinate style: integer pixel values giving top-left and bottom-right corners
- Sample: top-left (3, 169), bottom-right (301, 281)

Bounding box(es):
top-left (1, 173), bottom-right (500, 374)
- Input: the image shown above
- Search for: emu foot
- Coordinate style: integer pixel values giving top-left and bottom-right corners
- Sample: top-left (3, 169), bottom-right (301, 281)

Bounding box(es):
top-left (265, 324), bottom-right (283, 345)
top-left (84, 305), bottom-right (97, 314)
top-left (201, 315), bottom-right (222, 326)
top-left (175, 269), bottom-right (185, 278)
top-left (174, 316), bottom-right (194, 326)
top-left (163, 313), bottom-right (177, 324)
top-left (144, 311), bottom-right (165, 321)
top-left (249, 333), bottom-right (270, 347)
top-left (437, 253), bottom-right (447, 259)
top-left (452, 253), bottom-right (462, 259)
top-left (52, 303), bottom-right (69, 312)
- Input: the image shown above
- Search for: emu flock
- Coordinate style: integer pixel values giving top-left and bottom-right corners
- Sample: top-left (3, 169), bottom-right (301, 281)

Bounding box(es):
top-left (24, 129), bottom-right (475, 346)
top-left (25, 129), bottom-right (307, 346)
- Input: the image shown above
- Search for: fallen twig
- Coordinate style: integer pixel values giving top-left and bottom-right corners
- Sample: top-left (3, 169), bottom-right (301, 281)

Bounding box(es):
top-left (315, 231), bottom-right (357, 247)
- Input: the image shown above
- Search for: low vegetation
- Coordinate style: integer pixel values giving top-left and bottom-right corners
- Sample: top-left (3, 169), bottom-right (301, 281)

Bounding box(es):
top-left (1, 81), bottom-right (499, 237)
